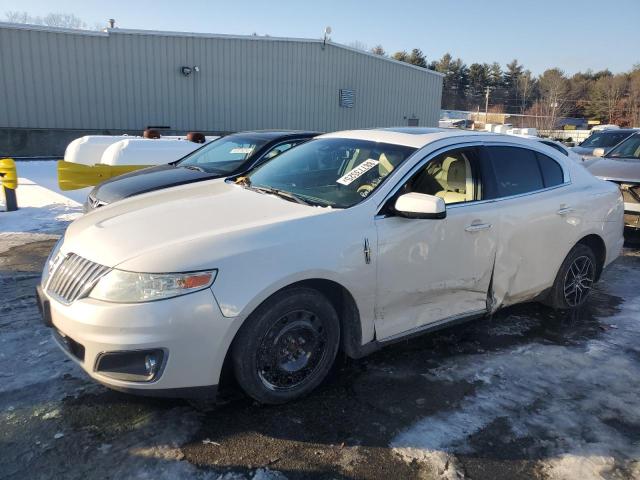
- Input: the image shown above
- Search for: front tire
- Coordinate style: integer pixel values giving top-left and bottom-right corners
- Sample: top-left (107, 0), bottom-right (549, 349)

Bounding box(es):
top-left (231, 287), bottom-right (340, 404)
top-left (547, 244), bottom-right (597, 309)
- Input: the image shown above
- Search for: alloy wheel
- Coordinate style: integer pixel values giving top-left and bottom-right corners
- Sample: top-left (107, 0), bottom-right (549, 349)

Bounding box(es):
top-left (563, 255), bottom-right (595, 307)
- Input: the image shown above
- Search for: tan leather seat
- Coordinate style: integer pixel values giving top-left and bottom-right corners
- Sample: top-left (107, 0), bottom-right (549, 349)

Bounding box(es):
top-left (436, 158), bottom-right (467, 204)
top-left (434, 156), bottom-right (457, 190)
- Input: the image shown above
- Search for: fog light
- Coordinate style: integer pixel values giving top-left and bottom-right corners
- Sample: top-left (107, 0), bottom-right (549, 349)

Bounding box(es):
top-left (95, 349), bottom-right (165, 382)
top-left (145, 353), bottom-right (158, 376)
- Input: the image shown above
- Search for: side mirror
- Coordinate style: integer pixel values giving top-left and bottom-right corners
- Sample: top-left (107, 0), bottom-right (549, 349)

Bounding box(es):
top-left (593, 148), bottom-right (606, 157)
top-left (394, 192), bottom-right (446, 219)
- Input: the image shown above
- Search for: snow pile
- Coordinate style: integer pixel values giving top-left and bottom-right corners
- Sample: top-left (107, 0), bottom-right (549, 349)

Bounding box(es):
top-left (0, 177), bottom-right (82, 234)
top-left (391, 263), bottom-right (640, 479)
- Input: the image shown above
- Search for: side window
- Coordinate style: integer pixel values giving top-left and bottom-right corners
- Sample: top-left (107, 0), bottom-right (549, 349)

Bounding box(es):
top-left (536, 152), bottom-right (564, 187)
top-left (406, 148), bottom-right (479, 205)
top-left (486, 147), bottom-right (543, 198)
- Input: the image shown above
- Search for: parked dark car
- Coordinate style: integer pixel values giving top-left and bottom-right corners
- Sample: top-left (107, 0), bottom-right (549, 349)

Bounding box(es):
top-left (571, 128), bottom-right (637, 159)
top-left (85, 130), bottom-right (319, 211)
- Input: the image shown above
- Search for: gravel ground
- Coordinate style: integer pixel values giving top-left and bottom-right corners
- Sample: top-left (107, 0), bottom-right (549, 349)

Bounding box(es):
top-left (1, 232), bottom-right (639, 480)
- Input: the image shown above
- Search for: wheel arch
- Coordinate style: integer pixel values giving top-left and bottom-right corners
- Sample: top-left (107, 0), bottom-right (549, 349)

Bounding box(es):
top-left (218, 278), bottom-right (365, 393)
top-left (576, 233), bottom-right (606, 281)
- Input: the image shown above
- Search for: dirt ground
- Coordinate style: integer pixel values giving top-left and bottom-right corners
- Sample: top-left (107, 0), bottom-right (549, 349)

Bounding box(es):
top-left (1, 232), bottom-right (639, 480)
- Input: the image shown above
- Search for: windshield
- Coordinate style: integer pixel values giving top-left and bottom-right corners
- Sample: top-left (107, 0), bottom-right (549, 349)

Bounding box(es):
top-left (244, 138), bottom-right (416, 208)
top-left (580, 131), bottom-right (632, 148)
top-left (607, 134), bottom-right (640, 159)
top-left (178, 135), bottom-right (270, 173)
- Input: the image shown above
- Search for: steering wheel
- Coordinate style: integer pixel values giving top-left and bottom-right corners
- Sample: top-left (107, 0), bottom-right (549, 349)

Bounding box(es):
top-left (357, 184), bottom-right (374, 197)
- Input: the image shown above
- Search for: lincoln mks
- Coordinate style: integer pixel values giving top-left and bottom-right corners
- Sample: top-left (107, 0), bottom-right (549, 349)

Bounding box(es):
top-left (37, 128), bottom-right (624, 404)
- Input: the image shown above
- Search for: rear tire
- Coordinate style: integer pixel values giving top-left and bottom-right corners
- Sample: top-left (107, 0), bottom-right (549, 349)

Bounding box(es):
top-left (547, 244), bottom-right (597, 309)
top-left (231, 287), bottom-right (340, 404)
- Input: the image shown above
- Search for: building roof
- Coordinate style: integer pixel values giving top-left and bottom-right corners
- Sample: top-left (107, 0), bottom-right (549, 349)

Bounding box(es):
top-left (0, 21), bottom-right (444, 78)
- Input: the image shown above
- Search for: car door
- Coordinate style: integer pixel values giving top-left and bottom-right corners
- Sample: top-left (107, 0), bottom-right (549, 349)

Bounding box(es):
top-left (374, 146), bottom-right (499, 340)
top-left (481, 144), bottom-right (580, 306)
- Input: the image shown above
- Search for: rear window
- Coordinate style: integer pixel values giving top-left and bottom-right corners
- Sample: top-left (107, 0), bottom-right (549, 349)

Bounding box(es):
top-left (486, 147), bottom-right (544, 198)
top-left (540, 140), bottom-right (568, 156)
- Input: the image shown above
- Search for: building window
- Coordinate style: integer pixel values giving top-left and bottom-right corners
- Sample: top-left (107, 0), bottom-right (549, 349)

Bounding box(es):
top-left (339, 89), bottom-right (355, 108)
top-left (407, 117), bottom-right (419, 126)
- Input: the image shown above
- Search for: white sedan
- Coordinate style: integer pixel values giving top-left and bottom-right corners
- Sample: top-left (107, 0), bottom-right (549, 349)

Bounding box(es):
top-left (37, 128), bottom-right (624, 404)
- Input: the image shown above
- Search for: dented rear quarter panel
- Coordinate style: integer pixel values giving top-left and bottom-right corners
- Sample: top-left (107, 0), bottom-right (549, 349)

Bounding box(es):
top-left (493, 159), bottom-right (624, 309)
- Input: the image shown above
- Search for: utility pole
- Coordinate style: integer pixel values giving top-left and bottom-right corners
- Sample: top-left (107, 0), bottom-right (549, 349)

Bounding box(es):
top-left (484, 87), bottom-right (490, 126)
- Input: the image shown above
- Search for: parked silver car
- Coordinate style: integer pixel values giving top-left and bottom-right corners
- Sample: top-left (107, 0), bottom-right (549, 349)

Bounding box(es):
top-left (585, 132), bottom-right (640, 229)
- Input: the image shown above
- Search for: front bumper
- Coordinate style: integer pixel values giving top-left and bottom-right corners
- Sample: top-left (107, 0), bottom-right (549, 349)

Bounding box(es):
top-left (38, 286), bottom-right (242, 398)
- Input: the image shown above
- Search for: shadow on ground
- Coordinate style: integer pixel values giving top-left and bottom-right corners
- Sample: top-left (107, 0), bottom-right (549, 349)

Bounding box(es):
top-left (1, 237), bottom-right (639, 480)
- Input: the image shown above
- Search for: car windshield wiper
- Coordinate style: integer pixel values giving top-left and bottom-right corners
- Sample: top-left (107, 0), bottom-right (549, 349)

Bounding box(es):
top-left (244, 185), bottom-right (311, 206)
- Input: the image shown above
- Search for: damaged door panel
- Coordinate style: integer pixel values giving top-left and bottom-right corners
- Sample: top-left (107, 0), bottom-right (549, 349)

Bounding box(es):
top-left (481, 146), bottom-right (580, 308)
top-left (374, 146), bottom-right (498, 340)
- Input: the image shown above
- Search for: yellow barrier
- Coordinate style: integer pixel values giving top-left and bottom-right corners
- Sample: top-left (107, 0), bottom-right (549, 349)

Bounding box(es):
top-left (57, 161), bottom-right (150, 191)
top-left (0, 158), bottom-right (17, 190)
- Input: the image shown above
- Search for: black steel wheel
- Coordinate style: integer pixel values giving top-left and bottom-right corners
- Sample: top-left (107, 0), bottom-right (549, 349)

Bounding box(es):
top-left (232, 287), bottom-right (340, 404)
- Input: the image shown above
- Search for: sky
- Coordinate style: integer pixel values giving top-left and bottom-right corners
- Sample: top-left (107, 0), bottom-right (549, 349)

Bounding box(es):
top-left (1, 0), bottom-right (639, 75)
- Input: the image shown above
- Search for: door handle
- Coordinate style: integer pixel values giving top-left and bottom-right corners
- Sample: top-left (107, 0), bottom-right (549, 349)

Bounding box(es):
top-left (557, 206), bottom-right (574, 215)
top-left (465, 223), bottom-right (492, 232)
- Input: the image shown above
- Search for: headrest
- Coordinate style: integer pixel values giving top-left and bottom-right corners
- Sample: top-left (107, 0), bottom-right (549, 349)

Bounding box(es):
top-left (447, 159), bottom-right (466, 191)
top-left (441, 156), bottom-right (458, 172)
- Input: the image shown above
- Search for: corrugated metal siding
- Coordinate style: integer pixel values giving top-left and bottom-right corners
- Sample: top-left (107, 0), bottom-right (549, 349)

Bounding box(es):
top-left (0, 24), bottom-right (442, 132)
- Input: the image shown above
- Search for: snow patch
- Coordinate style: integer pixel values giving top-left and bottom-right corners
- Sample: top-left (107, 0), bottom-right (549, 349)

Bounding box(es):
top-left (0, 177), bottom-right (81, 233)
top-left (392, 289), bottom-right (640, 479)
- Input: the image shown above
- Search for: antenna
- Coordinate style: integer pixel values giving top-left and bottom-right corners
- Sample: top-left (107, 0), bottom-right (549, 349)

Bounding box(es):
top-left (322, 26), bottom-right (332, 50)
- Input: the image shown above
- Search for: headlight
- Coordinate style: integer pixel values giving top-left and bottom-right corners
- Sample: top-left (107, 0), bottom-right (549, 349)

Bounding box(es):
top-left (89, 269), bottom-right (217, 303)
top-left (42, 237), bottom-right (64, 286)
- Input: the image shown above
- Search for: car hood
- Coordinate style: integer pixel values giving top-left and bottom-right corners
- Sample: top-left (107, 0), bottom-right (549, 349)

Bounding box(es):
top-left (584, 157), bottom-right (640, 183)
top-left (571, 146), bottom-right (598, 156)
top-left (64, 180), bottom-right (333, 271)
top-left (91, 164), bottom-right (218, 204)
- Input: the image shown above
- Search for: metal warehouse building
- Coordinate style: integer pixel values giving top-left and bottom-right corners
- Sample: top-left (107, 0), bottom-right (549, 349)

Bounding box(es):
top-left (0, 22), bottom-right (443, 156)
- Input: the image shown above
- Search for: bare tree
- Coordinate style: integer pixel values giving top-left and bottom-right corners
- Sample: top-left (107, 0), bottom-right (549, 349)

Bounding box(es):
top-left (5, 10), bottom-right (89, 29)
top-left (348, 40), bottom-right (368, 52)
top-left (628, 68), bottom-right (640, 127)
top-left (589, 75), bottom-right (628, 124)
top-left (516, 70), bottom-right (535, 114)
top-left (370, 45), bottom-right (386, 56)
top-left (532, 69), bottom-right (570, 131)
top-left (392, 50), bottom-right (409, 62)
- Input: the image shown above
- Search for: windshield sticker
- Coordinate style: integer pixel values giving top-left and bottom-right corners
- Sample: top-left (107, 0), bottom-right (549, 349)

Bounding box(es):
top-left (336, 159), bottom-right (379, 186)
top-left (230, 147), bottom-right (254, 154)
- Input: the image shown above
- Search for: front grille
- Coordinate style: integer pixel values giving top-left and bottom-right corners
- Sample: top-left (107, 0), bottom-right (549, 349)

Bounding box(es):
top-left (619, 183), bottom-right (640, 205)
top-left (84, 194), bottom-right (108, 212)
top-left (46, 253), bottom-right (110, 304)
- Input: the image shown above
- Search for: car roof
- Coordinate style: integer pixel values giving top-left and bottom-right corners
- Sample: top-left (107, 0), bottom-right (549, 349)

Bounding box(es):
top-left (319, 127), bottom-right (486, 148)
top-left (594, 128), bottom-right (638, 134)
top-left (227, 130), bottom-right (321, 140)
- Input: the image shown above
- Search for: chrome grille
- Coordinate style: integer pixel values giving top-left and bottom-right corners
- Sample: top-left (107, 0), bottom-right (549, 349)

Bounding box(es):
top-left (46, 253), bottom-right (110, 304)
top-left (619, 183), bottom-right (640, 205)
